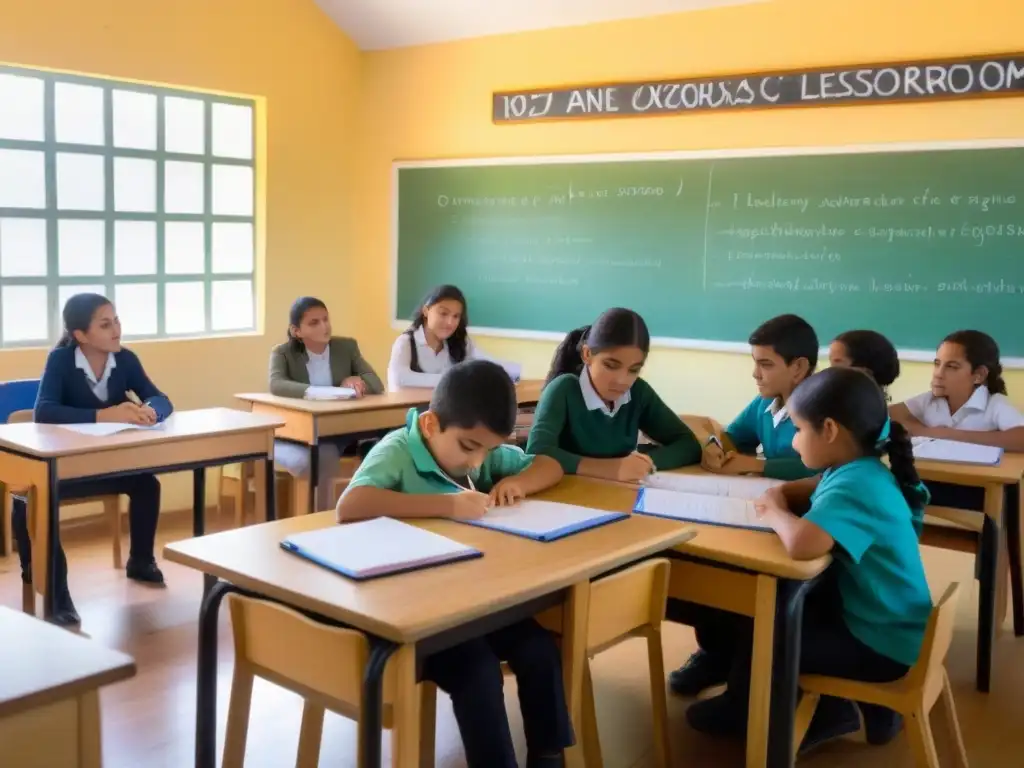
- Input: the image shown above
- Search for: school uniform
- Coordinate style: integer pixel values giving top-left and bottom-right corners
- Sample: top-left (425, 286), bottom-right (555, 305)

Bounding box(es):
top-left (385, 326), bottom-right (498, 391)
top-left (342, 410), bottom-right (574, 767)
top-left (12, 345), bottom-right (171, 610)
top-left (724, 396), bottom-right (815, 480)
top-left (905, 386), bottom-right (1024, 508)
top-left (526, 372), bottom-right (701, 473)
top-left (680, 458), bottom-right (932, 736)
top-left (268, 338), bottom-right (384, 502)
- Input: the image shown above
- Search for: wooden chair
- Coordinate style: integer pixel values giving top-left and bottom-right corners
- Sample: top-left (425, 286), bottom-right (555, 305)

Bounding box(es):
top-left (218, 463), bottom-right (293, 527)
top-left (793, 582), bottom-right (968, 767)
top-left (580, 558), bottom-right (673, 768)
top-left (222, 594), bottom-right (436, 767)
top-left (2, 409), bottom-right (123, 570)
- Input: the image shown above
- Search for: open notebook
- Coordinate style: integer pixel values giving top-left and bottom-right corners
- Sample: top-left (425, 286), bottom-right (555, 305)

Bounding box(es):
top-left (633, 486), bottom-right (771, 532)
top-left (58, 422), bottom-right (163, 437)
top-left (457, 500), bottom-right (628, 542)
top-left (643, 472), bottom-right (782, 500)
top-left (912, 437), bottom-right (1003, 466)
top-left (280, 517), bottom-right (482, 580)
top-left (304, 386), bottom-right (357, 401)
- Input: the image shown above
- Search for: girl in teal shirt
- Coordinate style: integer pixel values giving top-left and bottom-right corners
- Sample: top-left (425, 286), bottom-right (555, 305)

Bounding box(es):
top-left (682, 367), bottom-right (933, 752)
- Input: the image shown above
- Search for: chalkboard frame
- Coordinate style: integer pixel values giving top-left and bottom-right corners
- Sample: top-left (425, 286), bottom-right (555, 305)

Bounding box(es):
top-left (392, 137), bottom-right (1024, 367)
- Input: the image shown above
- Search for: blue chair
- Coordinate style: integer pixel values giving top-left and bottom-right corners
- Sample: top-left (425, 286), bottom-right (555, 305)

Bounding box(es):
top-left (0, 379), bottom-right (39, 555)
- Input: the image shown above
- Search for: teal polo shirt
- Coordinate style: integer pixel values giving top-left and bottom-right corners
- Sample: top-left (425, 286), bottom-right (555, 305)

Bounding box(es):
top-left (725, 395), bottom-right (813, 480)
top-left (805, 457), bottom-right (933, 666)
top-left (346, 409), bottom-right (534, 495)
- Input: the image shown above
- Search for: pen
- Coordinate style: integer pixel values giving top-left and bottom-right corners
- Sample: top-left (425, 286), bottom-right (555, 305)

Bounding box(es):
top-left (126, 390), bottom-right (143, 406)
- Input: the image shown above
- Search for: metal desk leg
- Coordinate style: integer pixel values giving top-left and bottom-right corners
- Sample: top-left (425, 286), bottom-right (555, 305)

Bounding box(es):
top-left (44, 459), bottom-right (60, 621)
top-left (1004, 483), bottom-right (1023, 637)
top-left (359, 638), bottom-right (399, 768)
top-left (195, 579), bottom-right (234, 768)
top-left (977, 515), bottom-right (999, 693)
top-left (308, 443), bottom-right (320, 514)
top-left (264, 456), bottom-right (277, 522)
top-left (193, 467), bottom-right (206, 537)
top-left (766, 577), bottom-right (815, 768)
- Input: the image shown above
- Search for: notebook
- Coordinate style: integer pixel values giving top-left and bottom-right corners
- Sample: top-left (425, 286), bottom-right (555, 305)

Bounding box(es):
top-left (58, 422), bottom-right (163, 437)
top-left (502, 362), bottom-right (523, 383)
top-left (304, 386), bottom-right (357, 401)
top-left (633, 486), bottom-right (771, 532)
top-left (912, 438), bottom-right (1003, 466)
top-left (280, 517), bottom-right (482, 580)
top-left (644, 472), bottom-right (782, 500)
top-left (457, 500), bottom-right (628, 542)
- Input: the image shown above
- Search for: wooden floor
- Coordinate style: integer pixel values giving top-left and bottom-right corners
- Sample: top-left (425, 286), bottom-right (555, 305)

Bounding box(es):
top-left (2, 512), bottom-right (1020, 767)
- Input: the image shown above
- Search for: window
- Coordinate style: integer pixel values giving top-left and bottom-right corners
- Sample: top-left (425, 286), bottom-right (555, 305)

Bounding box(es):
top-left (0, 66), bottom-right (256, 347)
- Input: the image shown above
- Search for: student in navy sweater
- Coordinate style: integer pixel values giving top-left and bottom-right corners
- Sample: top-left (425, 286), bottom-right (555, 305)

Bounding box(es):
top-left (12, 293), bottom-right (172, 626)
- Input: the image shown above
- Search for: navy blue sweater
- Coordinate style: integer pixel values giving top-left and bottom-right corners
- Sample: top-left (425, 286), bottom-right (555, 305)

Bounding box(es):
top-left (35, 346), bottom-right (174, 424)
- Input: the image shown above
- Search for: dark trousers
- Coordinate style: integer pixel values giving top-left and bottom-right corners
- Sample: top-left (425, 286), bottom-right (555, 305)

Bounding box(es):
top-left (927, 481), bottom-right (984, 511)
top-left (668, 573), bottom-right (909, 722)
top-left (422, 618), bottom-right (574, 768)
top-left (12, 474), bottom-right (162, 587)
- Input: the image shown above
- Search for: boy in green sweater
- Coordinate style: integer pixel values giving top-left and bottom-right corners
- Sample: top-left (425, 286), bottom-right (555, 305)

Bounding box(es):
top-left (527, 308), bottom-right (701, 482)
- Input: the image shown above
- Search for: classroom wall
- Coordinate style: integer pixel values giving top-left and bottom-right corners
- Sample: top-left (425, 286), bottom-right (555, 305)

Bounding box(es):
top-left (353, 0), bottom-right (1024, 418)
top-left (0, 0), bottom-right (361, 512)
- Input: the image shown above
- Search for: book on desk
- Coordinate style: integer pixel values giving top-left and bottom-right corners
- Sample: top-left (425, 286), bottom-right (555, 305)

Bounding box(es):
top-left (633, 486), bottom-right (771, 532)
top-left (911, 437), bottom-right (1003, 466)
top-left (280, 517), bottom-right (482, 580)
top-left (456, 499), bottom-right (628, 542)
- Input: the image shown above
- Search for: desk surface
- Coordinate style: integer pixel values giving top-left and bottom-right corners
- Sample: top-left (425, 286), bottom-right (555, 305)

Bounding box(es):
top-left (915, 453), bottom-right (1024, 486)
top-left (235, 379), bottom-right (545, 414)
top-left (0, 607), bottom-right (136, 717)
top-left (0, 408), bottom-right (284, 459)
top-left (541, 476), bottom-right (830, 581)
top-left (164, 505), bottom-right (693, 645)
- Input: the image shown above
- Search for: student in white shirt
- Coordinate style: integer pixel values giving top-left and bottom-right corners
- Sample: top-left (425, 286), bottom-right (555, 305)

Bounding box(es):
top-left (891, 330), bottom-right (1024, 452)
top-left (387, 284), bottom-right (508, 391)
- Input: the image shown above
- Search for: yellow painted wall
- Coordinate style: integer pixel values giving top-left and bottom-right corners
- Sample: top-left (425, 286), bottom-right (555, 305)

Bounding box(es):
top-left (354, 0), bottom-right (1024, 420)
top-left (0, 0), bottom-right (361, 510)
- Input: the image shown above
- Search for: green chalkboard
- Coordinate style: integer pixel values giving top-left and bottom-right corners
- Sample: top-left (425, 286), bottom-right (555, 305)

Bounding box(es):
top-left (395, 143), bottom-right (1024, 359)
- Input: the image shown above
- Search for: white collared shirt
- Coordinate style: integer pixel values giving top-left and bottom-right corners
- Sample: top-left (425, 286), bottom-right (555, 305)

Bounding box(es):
top-left (765, 397), bottom-right (791, 428)
top-left (74, 346), bottom-right (117, 402)
top-left (905, 386), bottom-right (1024, 432)
top-left (305, 346), bottom-right (332, 387)
top-left (578, 371), bottom-right (632, 417)
top-left (387, 326), bottom-right (495, 391)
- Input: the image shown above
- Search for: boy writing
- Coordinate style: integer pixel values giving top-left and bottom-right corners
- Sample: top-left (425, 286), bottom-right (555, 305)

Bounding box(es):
top-left (337, 360), bottom-right (571, 768)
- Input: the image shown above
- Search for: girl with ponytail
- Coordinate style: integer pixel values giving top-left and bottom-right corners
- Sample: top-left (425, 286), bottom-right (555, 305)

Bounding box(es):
top-left (891, 329), bottom-right (1024, 452)
top-left (682, 367), bottom-right (933, 749)
top-left (527, 308), bottom-right (701, 482)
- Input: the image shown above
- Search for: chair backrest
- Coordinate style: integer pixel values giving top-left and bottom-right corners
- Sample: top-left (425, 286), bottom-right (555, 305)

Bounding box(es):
top-left (586, 557), bottom-right (671, 653)
top-left (906, 582), bottom-right (961, 690)
top-left (7, 409), bottom-right (33, 424)
top-left (0, 379), bottom-right (39, 424)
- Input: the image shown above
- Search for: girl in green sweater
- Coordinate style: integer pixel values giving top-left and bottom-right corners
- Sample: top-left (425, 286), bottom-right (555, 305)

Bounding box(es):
top-left (526, 308), bottom-right (701, 483)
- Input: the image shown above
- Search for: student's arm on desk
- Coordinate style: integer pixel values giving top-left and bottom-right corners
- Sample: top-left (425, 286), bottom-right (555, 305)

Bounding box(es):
top-left (35, 349), bottom-right (99, 423)
top-left (917, 426), bottom-right (1024, 452)
top-left (336, 487), bottom-right (468, 522)
top-left (756, 501), bottom-right (834, 560)
top-left (889, 402), bottom-right (928, 434)
top-left (770, 475), bottom-right (821, 516)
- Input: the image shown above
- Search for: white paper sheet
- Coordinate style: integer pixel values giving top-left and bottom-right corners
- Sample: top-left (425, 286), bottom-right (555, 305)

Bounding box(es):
top-left (281, 518), bottom-right (479, 579)
top-left (502, 362), bottom-right (523, 383)
top-left (462, 499), bottom-right (626, 541)
top-left (912, 438), bottom-right (1003, 466)
top-left (304, 386), bottom-right (357, 401)
top-left (644, 472), bottom-right (781, 500)
top-left (57, 422), bottom-right (161, 437)
top-left (634, 487), bottom-right (771, 531)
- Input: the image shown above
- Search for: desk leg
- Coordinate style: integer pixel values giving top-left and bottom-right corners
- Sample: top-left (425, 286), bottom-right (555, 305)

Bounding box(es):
top-left (766, 577), bottom-right (815, 768)
top-left (388, 644), bottom-right (422, 767)
top-left (1004, 483), bottom-right (1023, 637)
top-left (44, 461), bottom-right (60, 621)
top-left (977, 513), bottom-right (999, 693)
top-left (264, 457), bottom-right (276, 522)
top-left (192, 468), bottom-right (206, 537)
top-left (360, 637), bottom-right (398, 768)
top-left (746, 575), bottom-right (777, 768)
top-left (308, 443), bottom-right (320, 514)
top-left (560, 581), bottom-right (591, 768)
top-left (196, 579), bottom-right (233, 768)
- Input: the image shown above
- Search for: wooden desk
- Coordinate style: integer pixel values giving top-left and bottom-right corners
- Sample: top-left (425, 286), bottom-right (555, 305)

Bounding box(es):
top-left (0, 408), bottom-right (283, 619)
top-left (235, 379), bottom-right (545, 514)
top-left (539, 476), bottom-right (830, 768)
top-left (0, 607), bottom-right (135, 767)
top-left (164, 493), bottom-right (692, 768)
top-left (914, 454), bottom-right (1024, 692)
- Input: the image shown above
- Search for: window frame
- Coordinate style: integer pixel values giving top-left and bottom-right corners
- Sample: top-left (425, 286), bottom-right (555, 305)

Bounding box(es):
top-left (0, 64), bottom-right (257, 347)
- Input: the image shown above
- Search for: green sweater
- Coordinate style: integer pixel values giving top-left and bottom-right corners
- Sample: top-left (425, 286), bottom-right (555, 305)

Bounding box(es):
top-left (527, 374), bottom-right (702, 474)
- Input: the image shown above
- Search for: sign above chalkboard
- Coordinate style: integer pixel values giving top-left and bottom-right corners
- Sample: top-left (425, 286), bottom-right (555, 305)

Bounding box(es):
top-left (493, 53), bottom-right (1024, 123)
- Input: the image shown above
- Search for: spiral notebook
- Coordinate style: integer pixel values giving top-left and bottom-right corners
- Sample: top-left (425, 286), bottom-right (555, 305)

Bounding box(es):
top-left (456, 500), bottom-right (628, 542)
top-left (912, 437), bottom-right (1003, 466)
top-left (633, 486), bottom-right (771, 532)
top-left (280, 518), bottom-right (482, 580)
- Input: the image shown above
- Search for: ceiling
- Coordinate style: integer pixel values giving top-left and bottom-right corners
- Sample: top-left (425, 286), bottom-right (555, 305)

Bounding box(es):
top-left (316, 0), bottom-right (764, 51)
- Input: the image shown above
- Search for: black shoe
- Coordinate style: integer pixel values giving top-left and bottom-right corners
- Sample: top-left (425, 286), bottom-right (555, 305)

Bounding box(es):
top-left (799, 697), bottom-right (861, 755)
top-left (669, 650), bottom-right (730, 697)
top-left (526, 755), bottom-right (564, 768)
top-left (126, 558), bottom-right (166, 586)
top-left (861, 704), bottom-right (903, 745)
top-left (52, 584), bottom-right (81, 627)
top-left (685, 691), bottom-right (747, 739)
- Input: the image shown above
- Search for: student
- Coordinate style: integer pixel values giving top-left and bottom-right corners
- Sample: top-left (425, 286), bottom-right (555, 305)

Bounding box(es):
top-left (269, 297), bottom-right (384, 502)
top-left (526, 308), bottom-right (701, 482)
top-left (828, 329), bottom-right (900, 395)
top-left (891, 330), bottom-right (1024, 451)
top-left (685, 368), bottom-right (933, 752)
top-left (11, 293), bottom-right (172, 626)
top-left (337, 360), bottom-right (571, 768)
top-left (702, 314), bottom-right (818, 480)
top-left (386, 284), bottom-right (512, 391)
